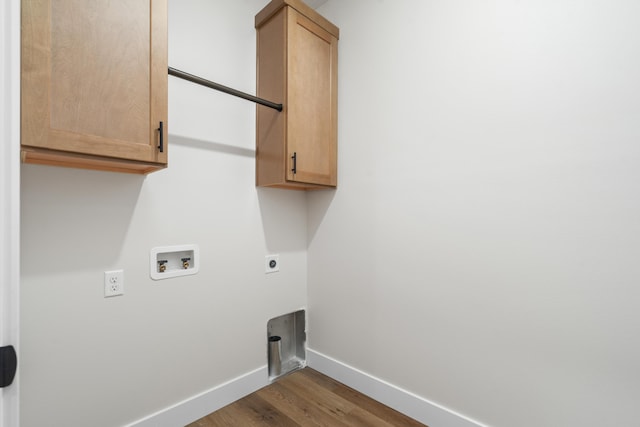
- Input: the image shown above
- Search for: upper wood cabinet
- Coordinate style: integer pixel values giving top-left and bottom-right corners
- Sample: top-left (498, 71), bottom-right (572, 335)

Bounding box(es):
top-left (256, 0), bottom-right (339, 189)
top-left (21, 0), bottom-right (168, 174)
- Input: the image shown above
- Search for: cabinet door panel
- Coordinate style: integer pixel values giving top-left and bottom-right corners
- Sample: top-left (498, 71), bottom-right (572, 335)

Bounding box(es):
top-left (286, 10), bottom-right (337, 186)
top-left (22, 0), bottom-right (167, 166)
top-left (50, 1), bottom-right (150, 145)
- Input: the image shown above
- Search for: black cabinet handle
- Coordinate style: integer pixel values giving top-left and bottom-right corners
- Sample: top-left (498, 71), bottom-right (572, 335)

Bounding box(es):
top-left (291, 152), bottom-right (297, 174)
top-left (157, 121), bottom-right (164, 153)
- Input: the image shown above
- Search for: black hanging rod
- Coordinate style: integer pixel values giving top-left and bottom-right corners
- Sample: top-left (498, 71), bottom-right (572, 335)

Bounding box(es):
top-left (168, 67), bottom-right (283, 112)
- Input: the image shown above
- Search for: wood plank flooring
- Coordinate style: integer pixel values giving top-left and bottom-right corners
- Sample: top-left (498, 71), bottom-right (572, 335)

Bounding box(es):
top-left (187, 368), bottom-right (427, 427)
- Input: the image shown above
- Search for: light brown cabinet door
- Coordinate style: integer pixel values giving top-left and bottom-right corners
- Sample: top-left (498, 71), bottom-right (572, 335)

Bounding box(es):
top-left (255, 0), bottom-right (338, 189)
top-left (21, 0), bottom-right (168, 174)
top-left (286, 8), bottom-right (338, 187)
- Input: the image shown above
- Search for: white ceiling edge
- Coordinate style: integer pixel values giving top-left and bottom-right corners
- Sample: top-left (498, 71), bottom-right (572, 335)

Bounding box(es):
top-left (305, 0), bottom-right (329, 9)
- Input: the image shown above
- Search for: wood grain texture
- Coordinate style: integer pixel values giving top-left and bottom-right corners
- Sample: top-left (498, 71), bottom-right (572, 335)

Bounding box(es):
top-left (21, 0), bottom-right (167, 171)
top-left (255, 1), bottom-right (338, 189)
top-left (187, 368), bottom-right (427, 427)
top-left (255, 0), bottom-right (339, 39)
top-left (21, 148), bottom-right (166, 174)
top-left (256, 7), bottom-right (287, 187)
top-left (50, 0), bottom-right (150, 143)
top-left (150, 0), bottom-right (169, 164)
top-left (286, 8), bottom-right (337, 187)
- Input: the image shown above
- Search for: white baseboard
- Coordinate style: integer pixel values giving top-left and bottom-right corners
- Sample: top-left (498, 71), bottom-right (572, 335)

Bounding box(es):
top-left (126, 365), bottom-right (269, 427)
top-left (125, 351), bottom-right (487, 427)
top-left (307, 348), bottom-right (487, 427)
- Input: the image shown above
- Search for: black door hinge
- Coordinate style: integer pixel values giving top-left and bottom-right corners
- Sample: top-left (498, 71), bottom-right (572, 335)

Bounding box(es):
top-left (0, 345), bottom-right (17, 388)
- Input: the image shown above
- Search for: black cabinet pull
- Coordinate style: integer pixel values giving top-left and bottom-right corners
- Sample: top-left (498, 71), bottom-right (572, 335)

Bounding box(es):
top-left (157, 121), bottom-right (164, 153)
top-left (291, 152), bottom-right (297, 174)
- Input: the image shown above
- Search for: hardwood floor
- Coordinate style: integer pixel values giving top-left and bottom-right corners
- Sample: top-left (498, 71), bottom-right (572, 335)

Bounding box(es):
top-left (187, 368), bottom-right (427, 427)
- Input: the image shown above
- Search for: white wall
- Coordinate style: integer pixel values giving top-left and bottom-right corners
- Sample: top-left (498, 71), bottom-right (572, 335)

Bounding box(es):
top-left (19, 1), bottom-right (308, 426)
top-left (309, 1), bottom-right (640, 426)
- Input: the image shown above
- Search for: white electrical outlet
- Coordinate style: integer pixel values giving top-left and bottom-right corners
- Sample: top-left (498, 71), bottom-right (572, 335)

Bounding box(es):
top-left (104, 270), bottom-right (124, 297)
top-left (265, 255), bottom-right (280, 274)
